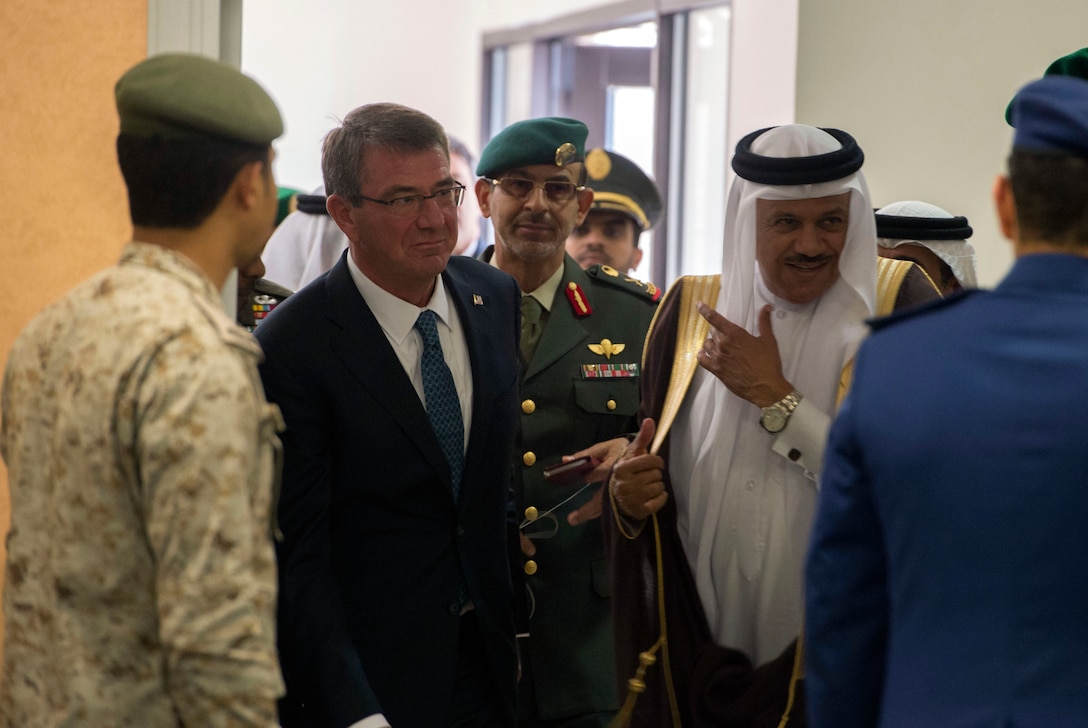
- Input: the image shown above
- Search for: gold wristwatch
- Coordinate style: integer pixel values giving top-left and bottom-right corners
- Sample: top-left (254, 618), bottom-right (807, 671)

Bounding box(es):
top-left (759, 390), bottom-right (802, 434)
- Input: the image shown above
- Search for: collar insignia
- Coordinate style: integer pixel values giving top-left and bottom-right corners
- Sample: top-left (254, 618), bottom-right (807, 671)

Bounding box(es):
top-left (565, 281), bottom-right (593, 317)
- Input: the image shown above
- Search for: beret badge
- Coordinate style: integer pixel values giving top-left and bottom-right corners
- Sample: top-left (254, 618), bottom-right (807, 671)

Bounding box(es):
top-left (555, 142), bottom-right (578, 167)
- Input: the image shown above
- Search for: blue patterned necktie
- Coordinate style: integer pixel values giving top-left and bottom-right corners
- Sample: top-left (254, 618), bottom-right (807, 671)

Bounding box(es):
top-left (414, 310), bottom-right (464, 500)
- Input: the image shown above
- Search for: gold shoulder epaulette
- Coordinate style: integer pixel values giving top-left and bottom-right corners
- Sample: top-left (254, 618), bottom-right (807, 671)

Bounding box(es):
top-left (585, 264), bottom-right (662, 302)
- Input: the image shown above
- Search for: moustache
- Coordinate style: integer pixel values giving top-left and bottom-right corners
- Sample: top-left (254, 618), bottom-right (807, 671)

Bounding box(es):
top-left (515, 211), bottom-right (554, 226)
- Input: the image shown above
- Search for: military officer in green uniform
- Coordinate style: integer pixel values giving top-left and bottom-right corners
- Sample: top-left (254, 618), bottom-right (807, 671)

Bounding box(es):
top-left (475, 118), bottom-right (660, 727)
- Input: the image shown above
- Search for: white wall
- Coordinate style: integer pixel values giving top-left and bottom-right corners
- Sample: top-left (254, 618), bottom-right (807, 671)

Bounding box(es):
top-left (242, 0), bottom-right (611, 192)
top-left (796, 0), bottom-right (1088, 285)
top-left (243, 0), bottom-right (1088, 285)
top-left (726, 0), bottom-right (797, 155)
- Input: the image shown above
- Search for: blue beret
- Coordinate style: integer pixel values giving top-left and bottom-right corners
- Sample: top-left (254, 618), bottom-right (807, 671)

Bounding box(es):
top-left (476, 117), bottom-right (588, 178)
top-left (116, 53), bottom-right (283, 145)
top-left (1009, 76), bottom-right (1088, 158)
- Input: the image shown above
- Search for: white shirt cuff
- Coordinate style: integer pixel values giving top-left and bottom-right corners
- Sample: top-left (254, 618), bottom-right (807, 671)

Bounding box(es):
top-left (770, 396), bottom-right (830, 481)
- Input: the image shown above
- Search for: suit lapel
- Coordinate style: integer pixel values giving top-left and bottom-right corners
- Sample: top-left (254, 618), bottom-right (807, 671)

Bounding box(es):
top-left (324, 256), bottom-right (454, 492)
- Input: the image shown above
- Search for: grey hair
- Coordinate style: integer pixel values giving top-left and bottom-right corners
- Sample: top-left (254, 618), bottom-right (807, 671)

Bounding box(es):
top-left (321, 103), bottom-right (449, 199)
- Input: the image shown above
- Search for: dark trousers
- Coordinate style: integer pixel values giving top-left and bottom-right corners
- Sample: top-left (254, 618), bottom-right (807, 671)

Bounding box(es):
top-left (520, 712), bottom-right (615, 727)
top-left (449, 610), bottom-right (511, 727)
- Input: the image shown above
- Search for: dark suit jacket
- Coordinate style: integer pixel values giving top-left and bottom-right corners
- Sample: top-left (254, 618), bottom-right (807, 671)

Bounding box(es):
top-left (806, 254), bottom-right (1088, 728)
top-left (256, 252), bottom-right (522, 727)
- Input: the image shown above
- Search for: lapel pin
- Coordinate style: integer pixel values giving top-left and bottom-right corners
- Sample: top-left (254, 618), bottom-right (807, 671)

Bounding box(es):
top-left (472, 294), bottom-right (484, 306)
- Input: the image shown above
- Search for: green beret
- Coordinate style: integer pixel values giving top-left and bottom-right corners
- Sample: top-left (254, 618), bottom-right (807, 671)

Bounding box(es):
top-left (116, 53), bottom-right (284, 144)
top-left (584, 148), bottom-right (663, 231)
top-left (476, 117), bottom-right (588, 178)
top-left (1006, 47), bottom-right (1088, 126)
top-left (276, 186), bottom-right (303, 226)
top-left (1045, 47), bottom-right (1088, 81)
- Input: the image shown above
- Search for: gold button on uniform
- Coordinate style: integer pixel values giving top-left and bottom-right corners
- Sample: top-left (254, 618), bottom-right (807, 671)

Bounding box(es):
top-left (524, 560), bottom-right (538, 576)
top-left (522, 399), bottom-right (536, 414)
top-left (523, 451), bottom-right (536, 467)
top-left (524, 506), bottom-right (539, 521)
top-left (606, 399), bottom-right (617, 411)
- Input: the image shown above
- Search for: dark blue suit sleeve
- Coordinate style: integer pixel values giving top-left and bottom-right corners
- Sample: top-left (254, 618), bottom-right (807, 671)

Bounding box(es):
top-left (258, 346), bottom-right (382, 726)
top-left (804, 360), bottom-right (889, 728)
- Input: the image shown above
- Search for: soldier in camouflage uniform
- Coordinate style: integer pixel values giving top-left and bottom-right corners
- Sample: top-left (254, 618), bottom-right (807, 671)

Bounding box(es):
top-left (0, 54), bottom-right (286, 727)
top-left (476, 118), bottom-right (661, 727)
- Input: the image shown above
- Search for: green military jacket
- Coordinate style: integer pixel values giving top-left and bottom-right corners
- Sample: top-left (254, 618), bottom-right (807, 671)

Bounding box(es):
top-left (508, 253), bottom-right (660, 720)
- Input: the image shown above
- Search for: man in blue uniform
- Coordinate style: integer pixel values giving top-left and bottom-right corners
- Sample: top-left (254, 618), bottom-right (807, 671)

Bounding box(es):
top-left (805, 75), bottom-right (1088, 728)
top-left (476, 118), bottom-right (660, 727)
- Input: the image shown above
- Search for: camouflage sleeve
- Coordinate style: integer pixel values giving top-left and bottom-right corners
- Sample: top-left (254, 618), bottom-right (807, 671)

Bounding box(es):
top-left (132, 329), bottom-right (283, 727)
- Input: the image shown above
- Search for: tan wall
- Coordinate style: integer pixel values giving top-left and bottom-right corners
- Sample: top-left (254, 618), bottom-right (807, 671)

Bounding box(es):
top-left (796, 0), bottom-right (1088, 286)
top-left (0, 1), bottom-right (147, 654)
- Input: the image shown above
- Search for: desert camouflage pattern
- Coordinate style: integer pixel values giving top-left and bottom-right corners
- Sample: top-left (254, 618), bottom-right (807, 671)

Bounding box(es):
top-left (0, 242), bottom-right (285, 726)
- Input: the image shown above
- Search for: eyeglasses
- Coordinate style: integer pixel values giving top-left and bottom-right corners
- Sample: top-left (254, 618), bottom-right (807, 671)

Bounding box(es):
top-left (350, 184), bottom-right (465, 218)
top-left (488, 177), bottom-right (584, 204)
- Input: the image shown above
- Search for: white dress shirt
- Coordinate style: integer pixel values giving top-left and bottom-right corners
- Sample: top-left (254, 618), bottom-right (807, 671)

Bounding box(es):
top-left (347, 253), bottom-right (473, 447)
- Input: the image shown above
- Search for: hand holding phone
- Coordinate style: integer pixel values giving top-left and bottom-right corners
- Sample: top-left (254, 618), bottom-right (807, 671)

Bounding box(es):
top-left (542, 456), bottom-right (601, 485)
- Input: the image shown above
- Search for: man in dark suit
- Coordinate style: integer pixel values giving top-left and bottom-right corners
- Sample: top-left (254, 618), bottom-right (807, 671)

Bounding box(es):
top-left (257, 103), bottom-right (522, 728)
top-left (805, 75), bottom-right (1088, 727)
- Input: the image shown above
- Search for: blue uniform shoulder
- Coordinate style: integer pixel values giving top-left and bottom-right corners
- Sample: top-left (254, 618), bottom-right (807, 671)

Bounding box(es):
top-left (584, 264), bottom-right (663, 303)
top-left (868, 288), bottom-right (981, 332)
